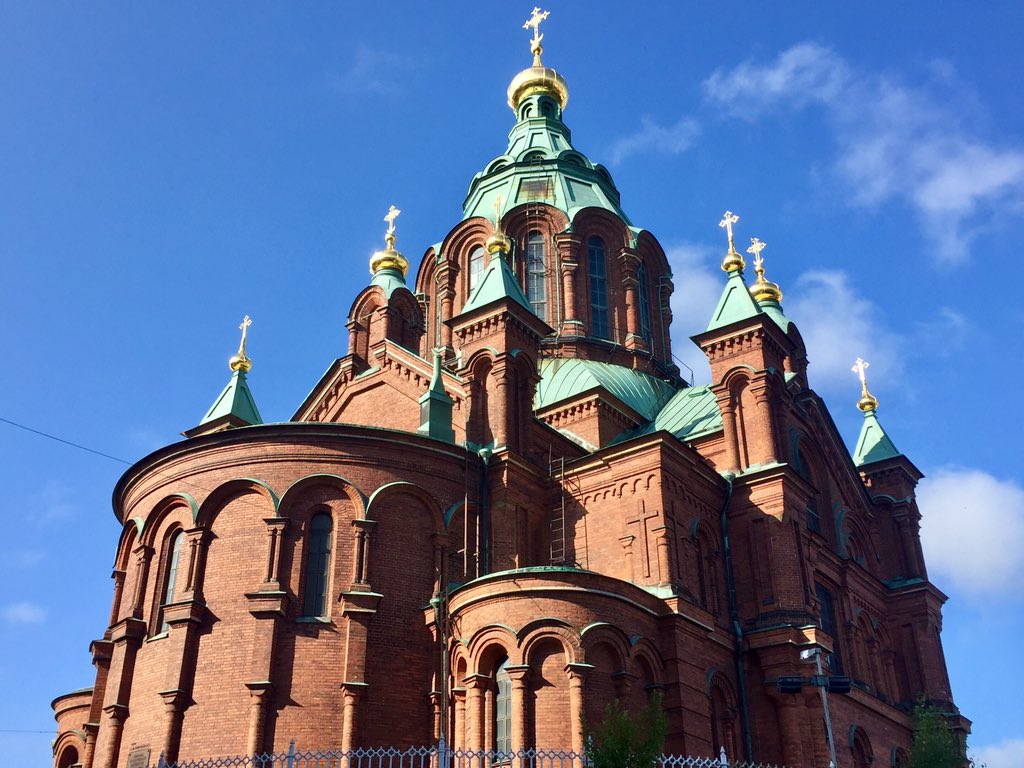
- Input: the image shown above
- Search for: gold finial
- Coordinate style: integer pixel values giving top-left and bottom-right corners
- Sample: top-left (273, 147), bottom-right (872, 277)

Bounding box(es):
top-left (523, 7), bottom-right (550, 64)
top-left (370, 204), bottom-right (409, 276)
top-left (747, 237), bottom-right (784, 302)
top-left (486, 195), bottom-right (512, 254)
top-left (852, 357), bottom-right (879, 412)
top-left (229, 315), bottom-right (253, 373)
top-left (507, 8), bottom-right (568, 112)
top-left (719, 210), bottom-right (745, 272)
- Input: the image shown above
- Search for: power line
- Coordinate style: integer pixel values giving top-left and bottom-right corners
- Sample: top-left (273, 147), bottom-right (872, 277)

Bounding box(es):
top-left (0, 417), bottom-right (131, 465)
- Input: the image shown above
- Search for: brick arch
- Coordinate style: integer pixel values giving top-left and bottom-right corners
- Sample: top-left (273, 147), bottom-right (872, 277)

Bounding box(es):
top-left (366, 481), bottom-right (445, 534)
top-left (519, 620), bottom-right (581, 666)
top-left (114, 517), bottom-right (143, 571)
top-left (278, 474), bottom-right (367, 519)
top-left (192, 479), bottom-right (277, 530)
top-left (707, 670), bottom-right (738, 759)
top-left (53, 733), bottom-right (84, 768)
top-left (849, 724), bottom-right (874, 767)
top-left (138, 492), bottom-right (199, 539)
top-left (466, 624), bottom-right (520, 671)
top-left (629, 637), bottom-right (665, 685)
top-left (580, 622), bottom-right (632, 666)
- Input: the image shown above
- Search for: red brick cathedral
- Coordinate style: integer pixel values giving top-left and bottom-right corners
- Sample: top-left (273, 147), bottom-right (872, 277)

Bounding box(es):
top-left (52, 14), bottom-right (964, 768)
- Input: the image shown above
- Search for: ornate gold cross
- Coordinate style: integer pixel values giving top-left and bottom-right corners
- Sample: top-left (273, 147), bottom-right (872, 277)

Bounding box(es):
top-left (523, 7), bottom-right (550, 53)
top-left (747, 236), bottom-right (766, 267)
top-left (238, 315), bottom-right (252, 356)
top-left (719, 210), bottom-right (739, 243)
top-left (384, 204), bottom-right (401, 236)
top-left (493, 195), bottom-right (504, 231)
top-left (851, 357), bottom-right (870, 386)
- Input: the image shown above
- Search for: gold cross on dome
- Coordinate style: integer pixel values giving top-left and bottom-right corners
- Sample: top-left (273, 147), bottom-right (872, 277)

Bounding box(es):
top-left (237, 315), bottom-right (252, 357)
top-left (747, 237), bottom-right (766, 268)
top-left (493, 195), bottom-right (505, 232)
top-left (523, 7), bottom-right (550, 51)
top-left (851, 357), bottom-right (870, 385)
top-left (719, 210), bottom-right (739, 242)
top-left (384, 205), bottom-right (401, 236)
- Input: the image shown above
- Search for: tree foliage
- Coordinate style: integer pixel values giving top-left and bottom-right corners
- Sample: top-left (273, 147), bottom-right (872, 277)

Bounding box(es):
top-left (907, 699), bottom-right (971, 768)
top-left (584, 694), bottom-right (667, 768)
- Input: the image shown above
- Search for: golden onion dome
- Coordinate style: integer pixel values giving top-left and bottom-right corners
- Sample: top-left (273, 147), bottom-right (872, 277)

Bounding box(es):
top-left (229, 315), bottom-right (253, 373)
top-left (507, 58), bottom-right (569, 112)
top-left (369, 233), bottom-right (409, 276)
top-left (746, 237), bottom-right (783, 301)
top-left (486, 230), bottom-right (512, 255)
top-left (857, 390), bottom-right (879, 413)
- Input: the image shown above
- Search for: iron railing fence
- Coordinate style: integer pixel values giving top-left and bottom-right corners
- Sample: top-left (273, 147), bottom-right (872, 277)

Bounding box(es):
top-left (154, 744), bottom-right (788, 768)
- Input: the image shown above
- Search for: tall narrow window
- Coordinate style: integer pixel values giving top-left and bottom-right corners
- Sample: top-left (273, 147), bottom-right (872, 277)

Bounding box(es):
top-left (495, 659), bottom-right (512, 754)
top-left (637, 261), bottom-right (651, 342)
top-left (469, 246), bottom-right (486, 292)
top-left (159, 531), bottom-right (184, 633)
top-left (303, 513), bottom-right (333, 617)
top-left (588, 236), bottom-right (609, 339)
top-left (526, 230), bottom-right (547, 321)
top-left (815, 582), bottom-right (843, 673)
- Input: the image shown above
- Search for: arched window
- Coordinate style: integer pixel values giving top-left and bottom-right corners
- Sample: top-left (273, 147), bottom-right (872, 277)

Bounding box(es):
top-left (526, 231), bottom-right (547, 320)
top-left (637, 261), bottom-right (651, 341)
top-left (303, 513), bottom-right (333, 617)
top-left (588, 236), bottom-right (610, 339)
top-left (159, 531), bottom-right (184, 633)
top-left (57, 745), bottom-right (79, 768)
top-left (495, 658), bottom-right (512, 754)
top-left (469, 246), bottom-right (486, 292)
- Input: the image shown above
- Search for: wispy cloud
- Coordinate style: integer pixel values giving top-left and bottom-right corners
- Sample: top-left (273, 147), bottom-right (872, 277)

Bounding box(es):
top-left (971, 738), bottom-right (1024, 768)
top-left (705, 42), bottom-right (1024, 264)
top-left (918, 468), bottom-right (1024, 597)
top-left (331, 44), bottom-right (416, 96)
top-left (3, 602), bottom-right (45, 624)
top-left (608, 116), bottom-right (700, 165)
top-left (787, 270), bottom-right (902, 393)
top-left (29, 481), bottom-right (78, 527)
top-left (666, 243), bottom-right (721, 384)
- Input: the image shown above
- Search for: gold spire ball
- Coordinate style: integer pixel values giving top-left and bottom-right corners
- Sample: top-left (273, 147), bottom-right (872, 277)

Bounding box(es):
top-left (747, 237), bottom-right (783, 302)
top-left (852, 357), bottom-right (879, 412)
top-left (507, 8), bottom-right (569, 112)
top-left (229, 315), bottom-right (253, 373)
top-left (369, 204), bottom-right (409, 276)
top-left (719, 210), bottom-right (745, 272)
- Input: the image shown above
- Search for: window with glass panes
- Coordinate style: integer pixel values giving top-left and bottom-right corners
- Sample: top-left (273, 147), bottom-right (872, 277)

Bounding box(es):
top-left (303, 513), bottom-right (333, 617)
top-left (159, 531), bottom-right (184, 633)
top-left (637, 261), bottom-right (651, 342)
top-left (495, 659), bottom-right (512, 754)
top-left (526, 231), bottom-right (547, 320)
top-left (588, 237), bottom-right (609, 338)
top-left (469, 246), bottom-right (485, 292)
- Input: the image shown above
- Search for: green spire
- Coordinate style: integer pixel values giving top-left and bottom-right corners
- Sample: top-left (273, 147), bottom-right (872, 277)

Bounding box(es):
top-left (705, 268), bottom-right (762, 332)
top-left (198, 368), bottom-right (263, 429)
top-left (418, 348), bottom-right (455, 443)
top-left (852, 408), bottom-right (902, 466)
top-left (459, 251), bottom-right (533, 316)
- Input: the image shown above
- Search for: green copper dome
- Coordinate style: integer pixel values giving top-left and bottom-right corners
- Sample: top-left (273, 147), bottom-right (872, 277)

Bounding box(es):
top-left (463, 90), bottom-right (630, 225)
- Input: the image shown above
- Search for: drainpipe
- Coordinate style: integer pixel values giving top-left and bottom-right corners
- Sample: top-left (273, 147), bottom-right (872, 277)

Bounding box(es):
top-left (477, 447), bottom-right (492, 574)
top-left (720, 471), bottom-right (754, 762)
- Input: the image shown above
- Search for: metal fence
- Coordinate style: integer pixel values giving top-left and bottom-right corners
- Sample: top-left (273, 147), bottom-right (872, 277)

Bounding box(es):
top-left (154, 744), bottom-right (787, 768)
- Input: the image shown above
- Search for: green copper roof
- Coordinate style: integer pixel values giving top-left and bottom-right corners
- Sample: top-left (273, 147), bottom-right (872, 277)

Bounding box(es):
top-left (370, 266), bottom-right (408, 299)
top-left (611, 385), bottom-right (722, 445)
top-left (757, 298), bottom-right (791, 332)
top-left (199, 370), bottom-right (262, 427)
top-left (705, 269), bottom-right (763, 332)
top-left (535, 358), bottom-right (676, 420)
top-left (459, 253), bottom-right (533, 315)
top-left (463, 93), bottom-right (630, 225)
top-left (852, 409), bottom-right (902, 466)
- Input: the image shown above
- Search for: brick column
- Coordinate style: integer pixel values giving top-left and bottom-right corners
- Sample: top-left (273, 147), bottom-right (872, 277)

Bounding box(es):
top-left (715, 389), bottom-right (741, 472)
top-left (652, 525), bottom-right (671, 585)
top-left (81, 721), bottom-right (99, 768)
top-left (341, 682), bottom-right (368, 750)
top-left (506, 665), bottom-right (530, 753)
top-left (555, 233), bottom-right (582, 336)
top-left (619, 536), bottom-right (636, 581)
top-left (244, 682), bottom-right (272, 756)
top-left (750, 380), bottom-right (777, 465)
top-left (565, 663), bottom-right (593, 757)
top-left (129, 544), bottom-right (153, 618)
top-left (465, 675), bottom-right (488, 751)
top-left (774, 695), bottom-right (807, 767)
top-left (452, 687), bottom-right (467, 749)
top-left (107, 569), bottom-right (126, 630)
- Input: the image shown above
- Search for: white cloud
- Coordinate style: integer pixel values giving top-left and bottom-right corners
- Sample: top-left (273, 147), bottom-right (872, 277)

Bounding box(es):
top-left (917, 468), bottom-right (1024, 597)
top-left (705, 43), bottom-right (1024, 263)
top-left (3, 602), bottom-right (45, 624)
top-left (608, 116), bottom-right (700, 165)
top-left (331, 44), bottom-right (415, 96)
top-left (971, 738), bottom-right (1024, 768)
top-left (666, 243), bottom-right (721, 385)
top-left (786, 270), bottom-right (901, 393)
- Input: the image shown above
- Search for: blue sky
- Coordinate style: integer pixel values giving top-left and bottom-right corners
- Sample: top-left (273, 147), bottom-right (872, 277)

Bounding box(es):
top-left (2, 3), bottom-right (1022, 766)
